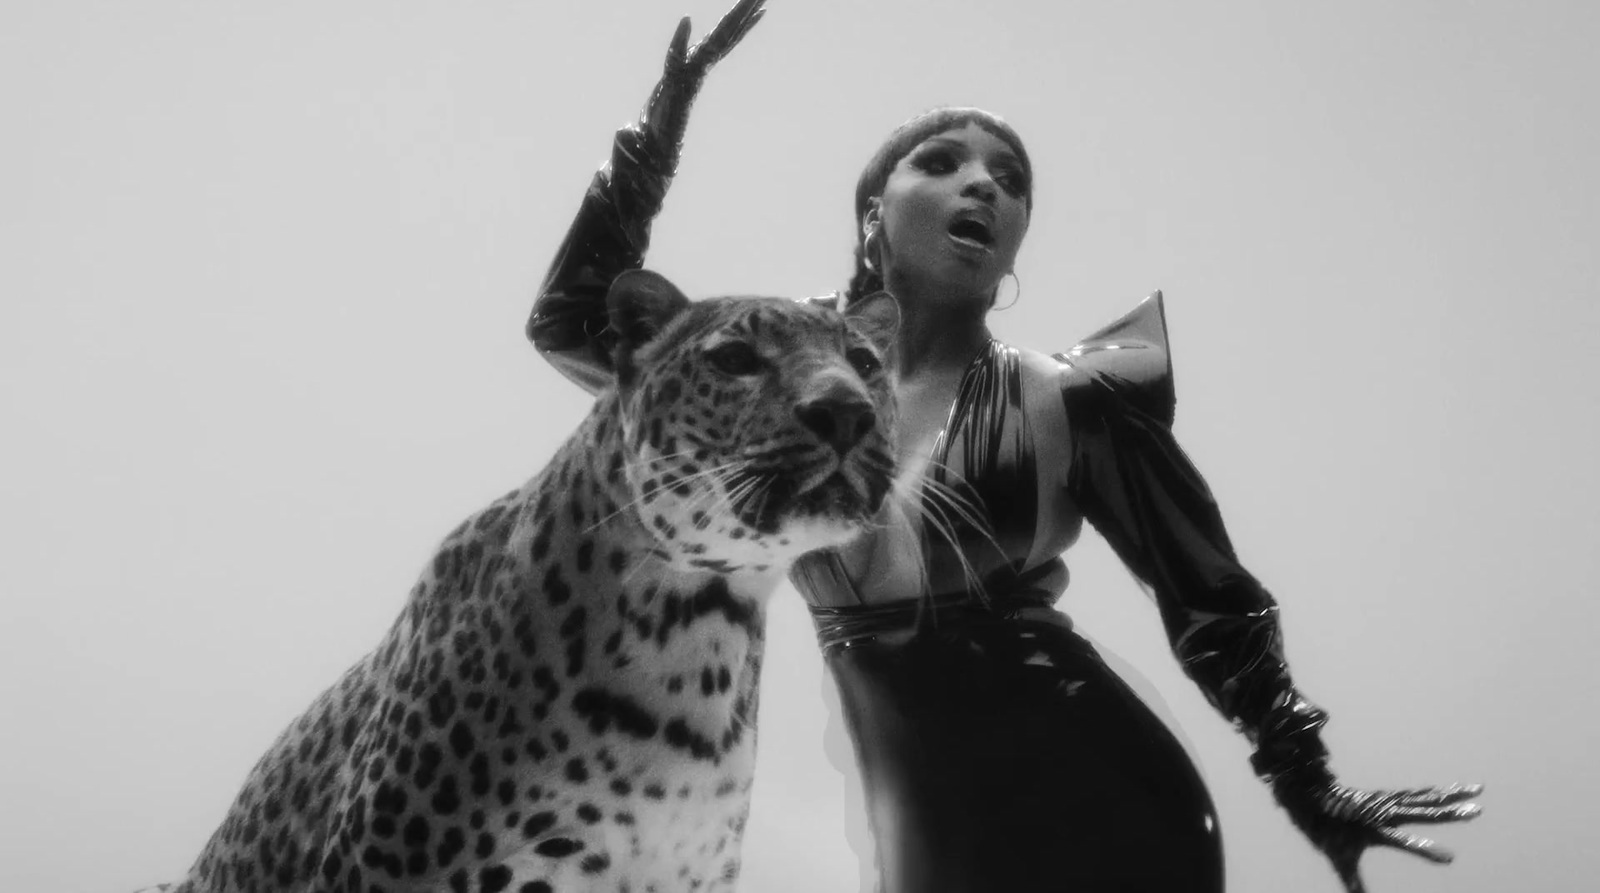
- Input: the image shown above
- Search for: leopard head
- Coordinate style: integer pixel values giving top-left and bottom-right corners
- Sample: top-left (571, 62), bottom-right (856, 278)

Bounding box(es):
top-left (603, 270), bottom-right (898, 574)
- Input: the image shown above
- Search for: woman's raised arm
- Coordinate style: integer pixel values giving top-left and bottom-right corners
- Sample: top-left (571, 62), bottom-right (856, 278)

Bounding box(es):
top-left (528, 0), bottom-right (767, 394)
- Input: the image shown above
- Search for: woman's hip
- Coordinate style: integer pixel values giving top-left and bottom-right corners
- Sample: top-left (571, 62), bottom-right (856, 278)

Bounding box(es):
top-left (821, 613), bottom-right (1225, 891)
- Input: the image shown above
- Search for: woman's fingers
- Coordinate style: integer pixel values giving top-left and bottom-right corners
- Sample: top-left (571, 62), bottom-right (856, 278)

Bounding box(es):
top-left (1414, 787), bottom-right (1484, 809)
top-left (1308, 780), bottom-right (1479, 888)
top-left (663, 16), bottom-right (692, 71)
top-left (1374, 825), bottom-right (1455, 864)
top-left (1388, 800), bottom-right (1483, 825)
top-left (689, 0), bottom-right (768, 70)
top-left (1397, 782), bottom-right (1484, 806)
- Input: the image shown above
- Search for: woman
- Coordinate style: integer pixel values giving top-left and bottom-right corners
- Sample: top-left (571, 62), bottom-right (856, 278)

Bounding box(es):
top-left (527, 3), bottom-right (1481, 890)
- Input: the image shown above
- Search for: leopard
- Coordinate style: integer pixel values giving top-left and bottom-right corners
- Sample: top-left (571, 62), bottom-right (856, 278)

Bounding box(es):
top-left (135, 269), bottom-right (900, 893)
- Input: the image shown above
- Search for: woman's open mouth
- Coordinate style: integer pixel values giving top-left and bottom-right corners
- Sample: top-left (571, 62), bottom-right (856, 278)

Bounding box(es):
top-left (947, 218), bottom-right (994, 251)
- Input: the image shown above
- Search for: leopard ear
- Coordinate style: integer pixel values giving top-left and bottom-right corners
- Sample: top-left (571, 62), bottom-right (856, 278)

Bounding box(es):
top-left (844, 290), bottom-right (900, 357)
top-left (607, 270), bottom-right (692, 373)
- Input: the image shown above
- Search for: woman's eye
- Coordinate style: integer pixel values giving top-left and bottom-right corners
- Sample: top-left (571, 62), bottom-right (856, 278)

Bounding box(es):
top-left (706, 342), bottom-right (763, 376)
top-left (995, 167), bottom-right (1028, 197)
top-left (913, 150), bottom-right (957, 175)
top-left (847, 347), bottom-right (882, 378)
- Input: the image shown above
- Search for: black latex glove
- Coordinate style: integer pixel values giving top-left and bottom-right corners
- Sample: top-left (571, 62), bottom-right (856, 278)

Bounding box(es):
top-left (1271, 764), bottom-right (1483, 892)
top-left (638, 0), bottom-right (767, 168)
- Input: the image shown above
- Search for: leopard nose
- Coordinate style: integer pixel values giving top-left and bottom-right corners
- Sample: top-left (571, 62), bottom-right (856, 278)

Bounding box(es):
top-left (795, 395), bottom-right (876, 455)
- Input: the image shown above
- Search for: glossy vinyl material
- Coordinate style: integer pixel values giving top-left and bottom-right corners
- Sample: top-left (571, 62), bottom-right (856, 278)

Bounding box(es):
top-left (527, 119), bottom-right (668, 395)
top-left (1055, 297), bottom-right (1332, 783)
top-left (796, 297), bottom-right (1330, 793)
top-left (812, 597), bottom-right (1224, 892)
top-left (792, 297), bottom-right (1334, 890)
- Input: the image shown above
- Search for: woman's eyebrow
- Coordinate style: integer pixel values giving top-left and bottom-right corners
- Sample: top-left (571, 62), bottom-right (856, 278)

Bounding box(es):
top-left (917, 137), bottom-right (1019, 169)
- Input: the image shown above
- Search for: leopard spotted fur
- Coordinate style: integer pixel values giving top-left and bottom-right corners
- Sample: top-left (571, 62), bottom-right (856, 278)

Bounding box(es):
top-left (139, 270), bottom-right (899, 893)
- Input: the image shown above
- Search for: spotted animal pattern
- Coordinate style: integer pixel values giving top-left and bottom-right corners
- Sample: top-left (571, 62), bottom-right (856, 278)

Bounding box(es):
top-left (137, 271), bottom-right (899, 893)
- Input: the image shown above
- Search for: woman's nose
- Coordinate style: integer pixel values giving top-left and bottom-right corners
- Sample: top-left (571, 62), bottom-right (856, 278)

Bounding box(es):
top-left (960, 171), bottom-right (998, 203)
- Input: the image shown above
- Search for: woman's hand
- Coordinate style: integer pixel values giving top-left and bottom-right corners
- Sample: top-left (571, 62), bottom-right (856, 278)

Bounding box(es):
top-left (640, 0), bottom-right (768, 163)
top-left (1273, 771), bottom-right (1483, 892)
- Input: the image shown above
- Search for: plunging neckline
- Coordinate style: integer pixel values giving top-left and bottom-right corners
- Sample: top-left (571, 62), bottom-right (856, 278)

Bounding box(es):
top-left (806, 339), bottom-right (999, 607)
top-left (926, 337), bottom-right (998, 487)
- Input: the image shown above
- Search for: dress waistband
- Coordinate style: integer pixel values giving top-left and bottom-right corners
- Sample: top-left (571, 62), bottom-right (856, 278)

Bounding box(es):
top-left (807, 591), bottom-right (1069, 652)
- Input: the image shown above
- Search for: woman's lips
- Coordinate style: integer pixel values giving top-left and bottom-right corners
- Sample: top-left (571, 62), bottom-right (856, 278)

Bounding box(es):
top-left (948, 218), bottom-right (994, 246)
top-left (947, 230), bottom-right (994, 254)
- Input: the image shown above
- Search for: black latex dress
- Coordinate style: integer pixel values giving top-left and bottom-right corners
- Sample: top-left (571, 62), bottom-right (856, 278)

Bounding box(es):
top-left (530, 120), bottom-right (1333, 893)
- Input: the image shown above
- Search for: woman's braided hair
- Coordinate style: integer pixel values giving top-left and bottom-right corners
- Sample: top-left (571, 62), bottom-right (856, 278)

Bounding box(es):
top-left (845, 108), bottom-right (1034, 304)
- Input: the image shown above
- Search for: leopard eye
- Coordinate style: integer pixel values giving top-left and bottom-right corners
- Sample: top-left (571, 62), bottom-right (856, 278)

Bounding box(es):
top-left (706, 341), bottom-right (763, 376)
top-left (846, 347), bottom-right (882, 378)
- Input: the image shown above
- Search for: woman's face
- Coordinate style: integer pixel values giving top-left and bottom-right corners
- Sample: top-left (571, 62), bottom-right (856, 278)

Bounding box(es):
top-left (871, 122), bottom-right (1030, 302)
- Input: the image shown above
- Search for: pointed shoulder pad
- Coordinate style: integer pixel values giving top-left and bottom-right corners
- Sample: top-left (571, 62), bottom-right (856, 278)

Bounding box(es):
top-left (1052, 291), bottom-right (1175, 426)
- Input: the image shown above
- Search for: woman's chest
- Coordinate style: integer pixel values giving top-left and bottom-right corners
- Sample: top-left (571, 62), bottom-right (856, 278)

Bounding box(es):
top-left (802, 343), bottom-right (1085, 606)
top-left (893, 367), bottom-right (969, 468)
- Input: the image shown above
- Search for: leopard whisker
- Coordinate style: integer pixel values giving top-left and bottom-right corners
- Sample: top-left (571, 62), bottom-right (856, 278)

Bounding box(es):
top-left (921, 482), bottom-right (1002, 557)
top-left (723, 474), bottom-right (766, 514)
top-left (586, 459), bottom-right (746, 535)
top-left (742, 473), bottom-right (780, 529)
top-left (920, 458), bottom-right (1003, 555)
top-left (913, 482), bottom-right (991, 603)
top-left (726, 471), bottom-right (769, 515)
top-left (679, 465), bottom-right (753, 529)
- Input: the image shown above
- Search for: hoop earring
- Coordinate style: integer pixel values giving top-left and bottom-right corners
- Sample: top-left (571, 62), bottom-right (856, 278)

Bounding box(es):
top-left (862, 222), bottom-right (882, 274)
top-left (992, 271), bottom-right (1021, 311)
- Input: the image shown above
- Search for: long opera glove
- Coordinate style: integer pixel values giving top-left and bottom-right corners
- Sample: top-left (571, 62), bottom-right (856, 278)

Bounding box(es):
top-left (526, 0), bottom-right (767, 393)
top-left (1058, 294), bottom-right (1480, 891)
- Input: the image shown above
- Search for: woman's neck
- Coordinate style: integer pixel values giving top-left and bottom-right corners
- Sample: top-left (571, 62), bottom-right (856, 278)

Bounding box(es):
top-left (886, 279), bottom-right (993, 379)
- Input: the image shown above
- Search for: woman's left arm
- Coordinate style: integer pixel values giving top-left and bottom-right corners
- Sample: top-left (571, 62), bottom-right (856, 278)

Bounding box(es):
top-left (1052, 294), bottom-right (1480, 893)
